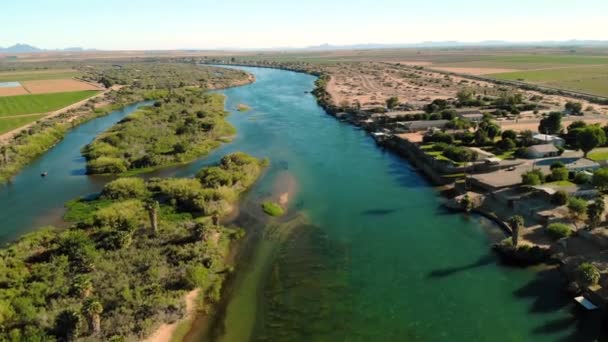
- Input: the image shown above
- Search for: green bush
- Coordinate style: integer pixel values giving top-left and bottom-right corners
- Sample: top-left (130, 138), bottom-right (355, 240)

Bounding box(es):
top-left (261, 201), bottom-right (285, 217)
top-left (522, 169), bottom-right (544, 185)
top-left (576, 262), bottom-right (600, 287)
top-left (551, 190), bottom-right (569, 205)
top-left (546, 223), bottom-right (573, 240)
top-left (86, 156), bottom-right (128, 174)
top-left (574, 172), bottom-right (591, 184)
top-left (550, 167), bottom-right (569, 181)
top-left (101, 177), bottom-right (148, 200)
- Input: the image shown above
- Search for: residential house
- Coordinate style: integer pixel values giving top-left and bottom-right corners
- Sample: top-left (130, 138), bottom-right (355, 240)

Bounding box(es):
top-left (527, 144), bottom-right (559, 159)
top-left (532, 133), bottom-right (565, 147)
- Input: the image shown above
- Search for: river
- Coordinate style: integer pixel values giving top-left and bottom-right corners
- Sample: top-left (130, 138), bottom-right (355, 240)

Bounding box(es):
top-left (0, 66), bottom-right (598, 341)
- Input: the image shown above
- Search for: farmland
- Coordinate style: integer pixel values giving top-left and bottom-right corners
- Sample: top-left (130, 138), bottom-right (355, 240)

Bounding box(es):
top-left (0, 114), bottom-right (47, 134)
top-left (0, 90), bottom-right (100, 116)
top-left (0, 69), bottom-right (80, 82)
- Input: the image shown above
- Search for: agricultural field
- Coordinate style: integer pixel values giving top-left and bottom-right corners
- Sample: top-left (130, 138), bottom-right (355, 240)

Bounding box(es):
top-left (0, 69), bottom-right (80, 82)
top-left (0, 113), bottom-right (47, 134)
top-left (488, 65), bottom-right (608, 97)
top-left (0, 90), bottom-right (100, 116)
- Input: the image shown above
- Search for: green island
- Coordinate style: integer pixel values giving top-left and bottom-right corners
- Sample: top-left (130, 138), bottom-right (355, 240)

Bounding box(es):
top-left (83, 91), bottom-right (233, 174)
top-left (261, 201), bottom-right (285, 217)
top-left (0, 152), bottom-right (265, 341)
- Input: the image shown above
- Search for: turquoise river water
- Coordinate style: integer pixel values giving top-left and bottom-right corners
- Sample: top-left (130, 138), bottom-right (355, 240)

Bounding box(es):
top-left (0, 66), bottom-right (599, 341)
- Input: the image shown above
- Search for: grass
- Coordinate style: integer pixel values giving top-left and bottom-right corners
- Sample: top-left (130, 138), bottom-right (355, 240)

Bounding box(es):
top-left (0, 70), bottom-right (80, 82)
top-left (588, 149), bottom-right (608, 161)
top-left (0, 114), bottom-right (47, 134)
top-left (546, 180), bottom-right (576, 187)
top-left (261, 201), bottom-right (285, 217)
top-left (489, 65), bottom-right (608, 97)
top-left (0, 90), bottom-right (99, 116)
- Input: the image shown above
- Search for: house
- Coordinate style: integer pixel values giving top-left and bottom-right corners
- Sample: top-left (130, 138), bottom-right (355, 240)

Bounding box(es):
top-left (527, 144), bottom-right (559, 159)
top-left (532, 134), bottom-right (565, 147)
top-left (457, 110), bottom-right (484, 122)
top-left (396, 120), bottom-right (449, 132)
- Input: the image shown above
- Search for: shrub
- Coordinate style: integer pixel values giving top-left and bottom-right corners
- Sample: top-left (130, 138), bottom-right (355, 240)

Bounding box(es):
top-left (86, 157), bottom-right (128, 174)
top-left (546, 223), bottom-right (573, 240)
top-left (574, 172), bottom-right (591, 184)
top-left (184, 265), bottom-right (209, 289)
top-left (576, 263), bottom-right (600, 287)
top-left (593, 168), bottom-right (608, 190)
top-left (442, 145), bottom-right (477, 163)
top-left (552, 190), bottom-right (569, 205)
top-left (101, 178), bottom-right (148, 200)
top-left (261, 201), bottom-right (284, 217)
top-left (550, 167), bottom-right (569, 181)
top-left (496, 138), bottom-right (516, 152)
top-left (522, 169), bottom-right (544, 185)
top-left (422, 132), bottom-right (454, 144)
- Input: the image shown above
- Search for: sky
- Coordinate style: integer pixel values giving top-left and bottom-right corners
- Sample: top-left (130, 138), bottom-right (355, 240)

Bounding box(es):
top-left (2, 0), bottom-right (607, 50)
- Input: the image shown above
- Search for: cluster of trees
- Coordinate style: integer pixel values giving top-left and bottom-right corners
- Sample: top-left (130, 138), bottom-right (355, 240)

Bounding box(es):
top-left (84, 91), bottom-right (233, 174)
top-left (539, 114), bottom-right (608, 157)
top-left (0, 153), bottom-right (264, 341)
top-left (521, 163), bottom-right (593, 186)
top-left (429, 143), bottom-right (478, 163)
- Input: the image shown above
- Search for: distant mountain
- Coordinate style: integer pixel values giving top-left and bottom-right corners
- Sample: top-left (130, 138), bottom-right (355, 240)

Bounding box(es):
top-left (0, 43), bottom-right (41, 53)
top-left (0, 43), bottom-right (96, 53)
top-left (299, 40), bottom-right (608, 51)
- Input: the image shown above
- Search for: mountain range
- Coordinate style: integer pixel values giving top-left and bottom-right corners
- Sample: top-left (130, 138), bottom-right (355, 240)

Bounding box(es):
top-left (2, 40), bottom-right (608, 53)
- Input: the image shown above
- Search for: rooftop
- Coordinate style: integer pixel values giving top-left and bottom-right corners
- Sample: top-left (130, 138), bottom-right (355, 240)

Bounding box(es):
top-left (529, 144), bottom-right (559, 154)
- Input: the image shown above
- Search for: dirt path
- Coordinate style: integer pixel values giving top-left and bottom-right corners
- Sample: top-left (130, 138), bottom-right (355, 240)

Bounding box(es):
top-left (143, 289), bottom-right (200, 342)
top-left (0, 85), bottom-right (121, 142)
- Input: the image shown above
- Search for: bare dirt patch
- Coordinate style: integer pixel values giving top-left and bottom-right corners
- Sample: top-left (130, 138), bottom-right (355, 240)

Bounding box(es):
top-left (0, 86), bottom-right (28, 96)
top-left (21, 79), bottom-right (102, 94)
top-left (143, 289), bottom-right (200, 342)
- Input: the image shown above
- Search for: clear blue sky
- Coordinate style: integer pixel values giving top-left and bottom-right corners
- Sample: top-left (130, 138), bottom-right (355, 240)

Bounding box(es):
top-left (2, 0), bottom-right (607, 50)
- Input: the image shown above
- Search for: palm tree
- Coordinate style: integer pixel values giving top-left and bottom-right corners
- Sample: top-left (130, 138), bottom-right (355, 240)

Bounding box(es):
top-left (71, 275), bottom-right (93, 299)
top-left (145, 199), bottom-right (159, 234)
top-left (509, 215), bottom-right (524, 247)
top-left (82, 298), bottom-right (103, 335)
top-left (55, 309), bottom-right (82, 342)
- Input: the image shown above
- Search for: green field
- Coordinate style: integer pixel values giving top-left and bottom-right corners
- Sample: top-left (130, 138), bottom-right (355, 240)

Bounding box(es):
top-left (0, 70), bottom-right (80, 82)
top-left (0, 114), bottom-right (47, 134)
top-left (488, 64), bottom-right (608, 96)
top-left (0, 90), bottom-right (99, 116)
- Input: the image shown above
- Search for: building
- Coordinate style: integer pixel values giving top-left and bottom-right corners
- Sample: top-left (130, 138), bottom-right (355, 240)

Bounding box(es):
top-left (457, 110), bottom-right (484, 122)
top-left (527, 144), bottom-right (559, 159)
top-left (396, 120), bottom-right (449, 132)
top-left (532, 133), bottom-right (565, 147)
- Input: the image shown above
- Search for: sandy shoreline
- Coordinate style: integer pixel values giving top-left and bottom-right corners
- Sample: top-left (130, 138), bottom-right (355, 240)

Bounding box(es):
top-left (143, 289), bottom-right (200, 342)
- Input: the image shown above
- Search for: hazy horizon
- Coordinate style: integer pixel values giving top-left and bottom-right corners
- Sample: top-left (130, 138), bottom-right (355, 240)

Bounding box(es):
top-left (2, 0), bottom-right (607, 50)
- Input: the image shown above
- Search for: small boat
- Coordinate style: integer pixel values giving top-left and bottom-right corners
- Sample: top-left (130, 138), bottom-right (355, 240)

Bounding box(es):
top-left (41, 171), bottom-right (48, 177)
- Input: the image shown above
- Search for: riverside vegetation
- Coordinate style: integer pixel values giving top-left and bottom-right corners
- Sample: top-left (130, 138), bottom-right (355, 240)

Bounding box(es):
top-left (0, 62), bottom-right (251, 184)
top-left (0, 152), bottom-right (266, 341)
top-left (83, 91), bottom-right (232, 174)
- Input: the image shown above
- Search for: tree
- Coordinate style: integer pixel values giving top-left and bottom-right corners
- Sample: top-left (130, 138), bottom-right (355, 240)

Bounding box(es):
top-left (576, 125), bottom-right (606, 157)
top-left (587, 196), bottom-right (605, 229)
top-left (565, 101), bottom-right (583, 115)
top-left (145, 200), bottom-right (159, 234)
top-left (82, 299), bottom-right (103, 335)
top-left (522, 169), bottom-right (544, 185)
top-left (509, 215), bottom-right (524, 247)
top-left (474, 129), bottom-right (489, 146)
top-left (576, 263), bottom-right (600, 287)
top-left (484, 123), bottom-right (501, 141)
top-left (593, 168), bottom-right (608, 191)
top-left (538, 112), bottom-right (562, 135)
top-left (501, 129), bottom-right (517, 141)
top-left (551, 167), bottom-right (569, 181)
top-left (55, 309), bottom-right (82, 342)
top-left (386, 96), bottom-right (400, 110)
top-left (456, 89), bottom-right (474, 104)
top-left (496, 138), bottom-right (516, 152)
top-left (520, 130), bottom-right (535, 147)
top-left (552, 190), bottom-right (569, 205)
top-left (71, 275), bottom-right (93, 299)
top-left (568, 197), bottom-right (588, 228)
